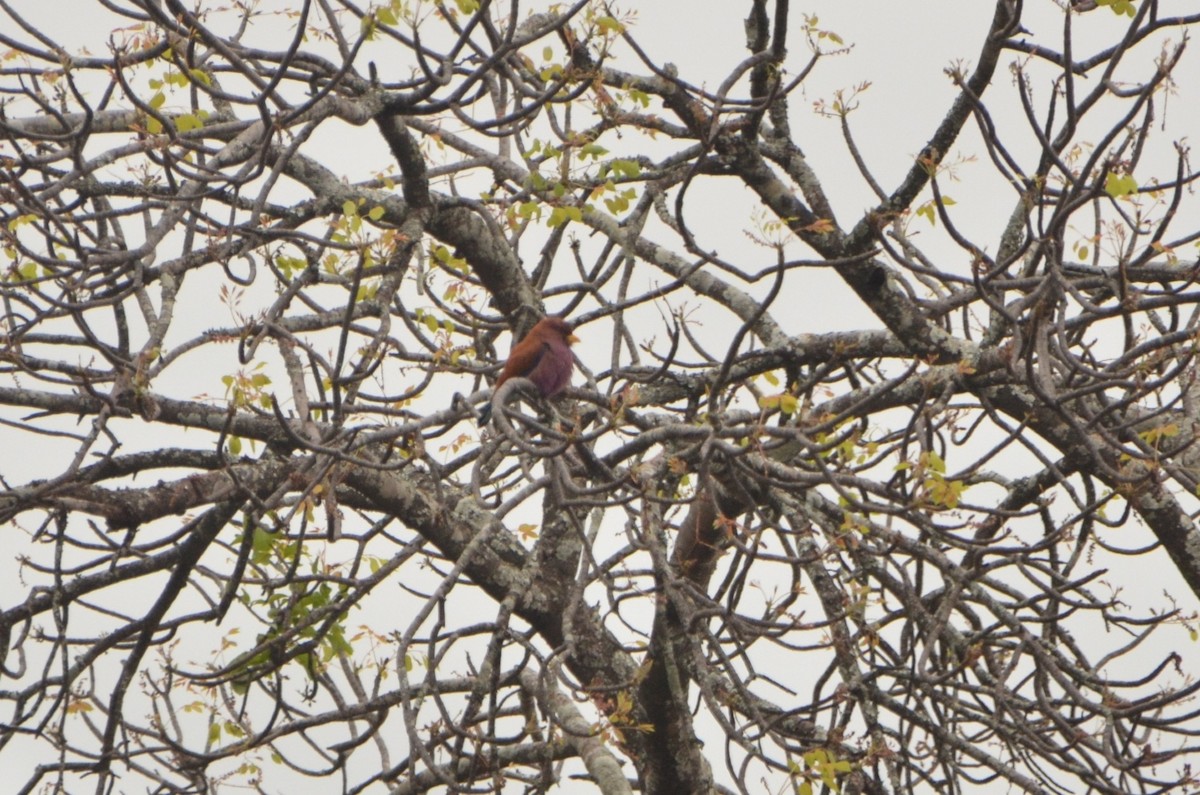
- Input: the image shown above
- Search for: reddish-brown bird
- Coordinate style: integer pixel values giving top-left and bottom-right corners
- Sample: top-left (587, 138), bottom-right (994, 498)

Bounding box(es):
top-left (479, 316), bottom-right (579, 425)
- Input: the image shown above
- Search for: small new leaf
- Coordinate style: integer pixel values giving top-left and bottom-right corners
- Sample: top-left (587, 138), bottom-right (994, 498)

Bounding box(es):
top-left (800, 218), bottom-right (836, 234)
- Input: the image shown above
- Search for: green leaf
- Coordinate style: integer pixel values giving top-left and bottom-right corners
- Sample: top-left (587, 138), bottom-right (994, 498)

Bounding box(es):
top-left (610, 159), bottom-right (641, 178)
top-left (251, 527), bottom-right (274, 564)
top-left (1105, 172), bottom-right (1138, 198)
top-left (7, 213), bottom-right (36, 232)
top-left (356, 281), bottom-right (379, 301)
top-left (915, 200), bottom-right (936, 225)
top-left (603, 196), bottom-right (626, 214)
top-left (1139, 422), bottom-right (1179, 446)
top-left (176, 113), bottom-right (203, 132)
top-left (1098, 0), bottom-right (1137, 16)
top-left (547, 205), bottom-right (582, 228)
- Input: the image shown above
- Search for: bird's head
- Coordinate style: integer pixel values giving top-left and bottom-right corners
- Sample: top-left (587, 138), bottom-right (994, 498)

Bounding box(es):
top-left (542, 315), bottom-right (580, 346)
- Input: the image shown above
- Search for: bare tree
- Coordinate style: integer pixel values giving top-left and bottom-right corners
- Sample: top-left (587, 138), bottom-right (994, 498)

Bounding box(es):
top-left (1, 1), bottom-right (1199, 793)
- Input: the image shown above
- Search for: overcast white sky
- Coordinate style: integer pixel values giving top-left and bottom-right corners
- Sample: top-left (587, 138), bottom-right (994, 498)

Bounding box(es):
top-left (3, 1), bottom-right (1200, 792)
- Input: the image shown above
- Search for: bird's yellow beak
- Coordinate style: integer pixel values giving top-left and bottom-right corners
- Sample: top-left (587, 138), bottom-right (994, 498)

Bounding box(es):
top-left (567, 332), bottom-right (581, 345)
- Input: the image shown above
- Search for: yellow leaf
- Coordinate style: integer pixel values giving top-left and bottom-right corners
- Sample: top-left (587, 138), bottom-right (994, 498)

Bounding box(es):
top-left (596, 16), bottom-right (625, 33)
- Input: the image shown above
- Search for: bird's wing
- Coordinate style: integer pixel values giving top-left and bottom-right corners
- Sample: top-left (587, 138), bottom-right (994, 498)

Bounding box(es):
top-left (523, 340), bottom-right (553, 380)
top-left (527, 340), bottom-right (572, 397)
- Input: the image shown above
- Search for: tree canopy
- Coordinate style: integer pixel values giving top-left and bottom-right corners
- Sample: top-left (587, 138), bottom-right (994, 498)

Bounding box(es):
top-left (2, 1), bottom-right (1200, 793)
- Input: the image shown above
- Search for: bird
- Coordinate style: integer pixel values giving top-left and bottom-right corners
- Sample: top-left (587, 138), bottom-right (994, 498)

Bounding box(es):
top-left (478, 315), bottom-right (579, 425)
